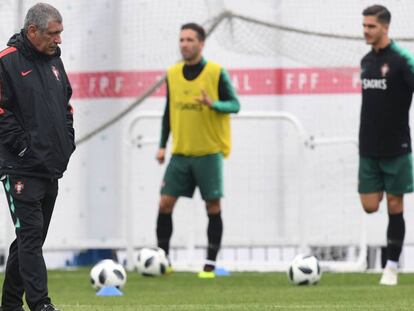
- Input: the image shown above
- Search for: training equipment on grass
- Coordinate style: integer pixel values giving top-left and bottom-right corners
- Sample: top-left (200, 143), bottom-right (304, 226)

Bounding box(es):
top-left (287, 254), bottom-right (321, 285)
top-left (96, 285), bottom-right (124, 296)
top-left (90, 259), bottom-right (127, 290)
top-left (215, 267), bottom-right (230, 276)
top-left (136, 247), bottom-right (169, 276)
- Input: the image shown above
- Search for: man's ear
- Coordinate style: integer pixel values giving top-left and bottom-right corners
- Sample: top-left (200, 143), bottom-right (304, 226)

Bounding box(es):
top-left (26, 25), bottom-right (38, 40)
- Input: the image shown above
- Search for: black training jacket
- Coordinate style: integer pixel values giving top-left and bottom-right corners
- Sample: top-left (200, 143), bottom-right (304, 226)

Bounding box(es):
top-left (0, 30), bottom-right (75, 179)
top-left (359, 41), bottom-right (414, 157)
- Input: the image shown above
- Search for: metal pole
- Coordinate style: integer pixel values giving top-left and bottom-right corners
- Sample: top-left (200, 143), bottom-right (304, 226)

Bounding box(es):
top-left (16, 0), bottom-right (24, 32)
top-left (2, 0), bottom-right (25, 272)
top-left (126, 111), bottom-right (310, 270)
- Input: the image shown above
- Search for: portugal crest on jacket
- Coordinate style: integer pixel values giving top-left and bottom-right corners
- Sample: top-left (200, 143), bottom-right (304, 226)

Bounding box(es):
top-left (51, 65), bottom-right (60, 81)
top-left (381, 63), bottom-right (389, 77)
top-left (14, 181), bottom-right (24, 194)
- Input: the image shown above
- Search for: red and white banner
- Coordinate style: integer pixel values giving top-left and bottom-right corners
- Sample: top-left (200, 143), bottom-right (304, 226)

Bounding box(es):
top-left (68, 67), bottom-right (361, 99)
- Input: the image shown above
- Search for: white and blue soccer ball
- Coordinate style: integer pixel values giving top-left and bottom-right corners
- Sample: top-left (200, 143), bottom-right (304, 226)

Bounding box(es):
top-left (287, 254), bottom-right (321, 285)
top-left (90, 259), bottom-right (127, 290)
top-left (136, 247), bottom-right (169, 276)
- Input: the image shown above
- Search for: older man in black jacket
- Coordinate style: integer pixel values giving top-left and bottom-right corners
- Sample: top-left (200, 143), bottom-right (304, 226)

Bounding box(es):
top-left (0, 3), bottom-right (74, 311)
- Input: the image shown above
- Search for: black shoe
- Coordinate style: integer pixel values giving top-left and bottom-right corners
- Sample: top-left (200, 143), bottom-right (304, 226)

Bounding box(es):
top-left (37, 304), bottom-right (60, 311)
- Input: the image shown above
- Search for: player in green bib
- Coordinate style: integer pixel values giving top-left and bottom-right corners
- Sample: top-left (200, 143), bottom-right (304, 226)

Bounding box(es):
top-left (155, 23), bottom-right (240, 278)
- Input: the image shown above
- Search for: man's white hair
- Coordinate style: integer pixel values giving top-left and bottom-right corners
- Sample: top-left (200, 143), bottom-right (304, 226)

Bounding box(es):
top-left (23, 2), bottom-right (62, 31)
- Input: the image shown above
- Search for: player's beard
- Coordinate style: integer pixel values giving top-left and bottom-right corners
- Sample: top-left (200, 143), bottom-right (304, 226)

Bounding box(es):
top-left (181, 48), bottom-right (201, 63)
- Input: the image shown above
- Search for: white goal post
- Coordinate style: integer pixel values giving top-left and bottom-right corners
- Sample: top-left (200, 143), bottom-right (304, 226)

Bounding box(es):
top-left (124, 111), bottom-right (366, 272)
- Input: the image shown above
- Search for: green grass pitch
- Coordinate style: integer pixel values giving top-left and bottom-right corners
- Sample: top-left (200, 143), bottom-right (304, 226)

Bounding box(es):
top-left (1, 270), bottom-right (414, 310)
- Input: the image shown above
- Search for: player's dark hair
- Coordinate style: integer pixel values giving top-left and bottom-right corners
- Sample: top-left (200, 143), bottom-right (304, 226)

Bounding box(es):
top-left (362, 5), bottom-right (391, 25)
top-left (181, 23), bottom-right (206, 42)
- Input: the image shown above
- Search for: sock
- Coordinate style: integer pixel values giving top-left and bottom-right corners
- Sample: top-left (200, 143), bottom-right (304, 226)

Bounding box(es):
top-left (206, 212), bottom-right (223, 271)
top-left (386, 212), bottom-right (405, 262)
top-left (156, 212), bottom-right (172, 257)
top-left (385, 259), bottom-right (398, 270)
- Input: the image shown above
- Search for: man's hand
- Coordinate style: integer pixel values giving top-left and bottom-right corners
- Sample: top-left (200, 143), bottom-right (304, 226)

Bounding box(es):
top-left (156, 148), bottom-right (166, 164)
top-left (195, 89), bottom-right (213, 107)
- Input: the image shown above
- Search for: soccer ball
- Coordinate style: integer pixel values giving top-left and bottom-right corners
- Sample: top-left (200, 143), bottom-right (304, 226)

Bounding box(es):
top-left (136, 247), bottom-right (169, 276)
top-left (90, 259), bottom-right (127, 290)
top-left (287, 254), bottom-right (321, 285)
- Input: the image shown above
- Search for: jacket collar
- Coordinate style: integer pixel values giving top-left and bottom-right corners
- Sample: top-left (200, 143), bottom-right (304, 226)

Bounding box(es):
top-left (7, 29), bottom-right (61, 60)
top-left (371, 40), bottom-right (393, 55)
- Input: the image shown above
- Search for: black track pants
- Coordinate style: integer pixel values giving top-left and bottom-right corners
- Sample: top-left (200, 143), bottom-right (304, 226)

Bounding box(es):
top-left (1, 175), bottom-right (58, 311)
